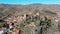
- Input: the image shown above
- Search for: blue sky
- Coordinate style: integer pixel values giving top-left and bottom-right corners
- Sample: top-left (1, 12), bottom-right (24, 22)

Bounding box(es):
top-left (0, 0), bottom-right (60, 5)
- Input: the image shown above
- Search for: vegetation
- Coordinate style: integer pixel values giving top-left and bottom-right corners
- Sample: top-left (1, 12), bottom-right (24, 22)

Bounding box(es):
top-left (0, 23), bottom-right (3, 28)
top-left (0, 4), bottom-right (59, 34)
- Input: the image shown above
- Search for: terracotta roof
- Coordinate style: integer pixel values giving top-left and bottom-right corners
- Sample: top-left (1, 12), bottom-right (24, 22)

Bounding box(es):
top-left (0, 28), bottom-right (3, 31)
top-left (15, 30), bottom-right (19, 34)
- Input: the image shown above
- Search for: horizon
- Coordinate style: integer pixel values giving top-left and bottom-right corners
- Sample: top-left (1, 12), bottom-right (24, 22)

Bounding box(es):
top-left (0, 0), bottom-right (60, 5)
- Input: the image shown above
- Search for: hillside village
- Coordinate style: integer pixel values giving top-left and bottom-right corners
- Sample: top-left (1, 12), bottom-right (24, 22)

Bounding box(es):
top-left (0, 4), bottom-right (60, 34)
top-left (0, 9), bottom-right (60, 34)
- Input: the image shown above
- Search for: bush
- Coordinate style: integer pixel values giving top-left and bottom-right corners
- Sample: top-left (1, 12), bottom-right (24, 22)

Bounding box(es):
top-left (0, 23), bottom-right (3, 28)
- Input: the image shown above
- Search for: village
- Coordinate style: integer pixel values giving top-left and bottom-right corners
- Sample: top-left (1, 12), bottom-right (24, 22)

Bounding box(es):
top-left (0, 11), bottom-right (60, 34)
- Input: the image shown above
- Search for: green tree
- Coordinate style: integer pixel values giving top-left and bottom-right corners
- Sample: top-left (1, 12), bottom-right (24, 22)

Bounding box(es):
top-left (39, 16), bottom-right (52, 34)
top-left (0, 23), bottom-right (3, 28)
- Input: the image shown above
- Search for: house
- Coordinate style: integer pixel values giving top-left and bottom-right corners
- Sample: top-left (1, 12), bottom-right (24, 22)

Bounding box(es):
top-left (0, 30), bottom-right (4, 34)
top-left (0, 28), bottom-right (4, 34)
top-left (0, 19), bottom-right (7, 23)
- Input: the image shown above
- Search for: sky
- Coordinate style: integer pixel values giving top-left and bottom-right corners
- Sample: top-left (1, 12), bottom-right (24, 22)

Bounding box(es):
top-left (0, 0), bottom-right (60, 5)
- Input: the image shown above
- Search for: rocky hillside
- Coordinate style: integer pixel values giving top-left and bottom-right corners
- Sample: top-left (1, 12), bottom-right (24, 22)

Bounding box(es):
top-left (0, 4), bottom-right (60, 34)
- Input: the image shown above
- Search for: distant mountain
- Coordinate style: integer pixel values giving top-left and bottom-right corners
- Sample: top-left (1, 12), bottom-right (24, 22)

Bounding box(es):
top-left (0, 3), bottom-right (60, 19)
